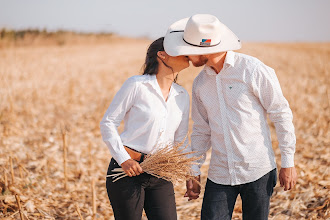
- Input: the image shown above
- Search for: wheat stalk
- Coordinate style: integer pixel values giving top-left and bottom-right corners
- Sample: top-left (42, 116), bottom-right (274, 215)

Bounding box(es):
top-left (107, 141), bottom-right (202, 186)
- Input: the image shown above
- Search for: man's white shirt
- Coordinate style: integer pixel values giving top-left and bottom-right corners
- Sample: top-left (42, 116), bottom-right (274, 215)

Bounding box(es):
top-left (191, 51), bottom-right (296, 185)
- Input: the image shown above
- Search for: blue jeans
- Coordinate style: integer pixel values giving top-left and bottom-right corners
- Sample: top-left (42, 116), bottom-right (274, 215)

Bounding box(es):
top-left (201, 169), bottom-right (277, 220)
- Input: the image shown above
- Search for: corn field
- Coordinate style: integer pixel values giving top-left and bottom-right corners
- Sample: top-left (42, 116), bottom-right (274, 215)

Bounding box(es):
top-left (0, 34), bottom-right (329, 219)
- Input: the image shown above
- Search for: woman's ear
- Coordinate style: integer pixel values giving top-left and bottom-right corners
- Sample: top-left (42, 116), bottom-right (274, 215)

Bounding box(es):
top-left (157, 51), bottom-right (166, 60)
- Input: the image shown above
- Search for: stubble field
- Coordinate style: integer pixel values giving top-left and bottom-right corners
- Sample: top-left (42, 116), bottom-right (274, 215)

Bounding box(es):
top-left (0, 34), bottom-right (329, 219)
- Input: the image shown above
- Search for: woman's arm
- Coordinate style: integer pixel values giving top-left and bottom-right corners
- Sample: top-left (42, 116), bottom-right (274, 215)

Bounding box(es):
top-left (100, 77), bottom-right (138, 165)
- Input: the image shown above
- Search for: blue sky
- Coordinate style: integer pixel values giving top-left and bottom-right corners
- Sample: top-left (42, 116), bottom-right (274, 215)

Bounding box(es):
top-left (0, 0), bottom-right (329, 42)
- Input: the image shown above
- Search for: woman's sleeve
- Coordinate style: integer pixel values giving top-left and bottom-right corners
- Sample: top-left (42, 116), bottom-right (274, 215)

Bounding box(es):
top-left (100, 77), bottom-right (138, 165)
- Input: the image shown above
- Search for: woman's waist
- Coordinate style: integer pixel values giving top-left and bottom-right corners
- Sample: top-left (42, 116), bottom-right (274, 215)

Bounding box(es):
top-left (121, 137), bottom-right (174, 154)
top-left (123, 145), bottom-right (147, 162)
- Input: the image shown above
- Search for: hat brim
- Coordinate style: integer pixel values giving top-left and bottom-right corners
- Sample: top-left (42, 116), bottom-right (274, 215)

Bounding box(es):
top-left (164, 17), bottom-right (242, 57)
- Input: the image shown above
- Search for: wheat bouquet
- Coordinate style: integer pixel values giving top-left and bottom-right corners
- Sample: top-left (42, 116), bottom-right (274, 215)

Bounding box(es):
top-left (107, 141), bottom-right (202, 185)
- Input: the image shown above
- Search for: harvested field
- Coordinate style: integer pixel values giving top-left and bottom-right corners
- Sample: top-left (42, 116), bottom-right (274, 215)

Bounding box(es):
top-left (0, 34), bottom-right (329, 219)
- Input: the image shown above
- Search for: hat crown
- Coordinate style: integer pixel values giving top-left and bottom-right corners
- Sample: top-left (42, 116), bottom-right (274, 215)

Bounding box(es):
top-left (184, 14), bottom-right (222, 47)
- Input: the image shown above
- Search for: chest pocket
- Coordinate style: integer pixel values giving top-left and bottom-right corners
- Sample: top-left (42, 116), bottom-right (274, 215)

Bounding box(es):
top-left (224, 83), bottom-right (253, 107)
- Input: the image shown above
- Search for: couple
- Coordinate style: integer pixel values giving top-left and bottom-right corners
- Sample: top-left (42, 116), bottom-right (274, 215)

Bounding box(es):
top-left (100, 14), bottom-right (297, 220)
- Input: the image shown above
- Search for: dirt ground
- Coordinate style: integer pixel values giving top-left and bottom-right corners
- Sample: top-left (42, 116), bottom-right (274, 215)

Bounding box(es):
top-left (0, 35), bottom-right (329, 219)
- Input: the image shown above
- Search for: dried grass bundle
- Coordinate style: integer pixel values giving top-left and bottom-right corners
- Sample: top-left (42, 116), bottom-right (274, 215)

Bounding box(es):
top-left (107, 141), bottom-right (202, 186)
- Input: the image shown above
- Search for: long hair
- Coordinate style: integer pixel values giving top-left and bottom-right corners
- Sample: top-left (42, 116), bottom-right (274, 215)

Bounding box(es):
top-left (142, 37), bottom-right (178, 83)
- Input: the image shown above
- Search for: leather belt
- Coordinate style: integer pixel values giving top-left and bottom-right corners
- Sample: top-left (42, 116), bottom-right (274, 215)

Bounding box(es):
top-left (124, 146), bottom-right (146, 162)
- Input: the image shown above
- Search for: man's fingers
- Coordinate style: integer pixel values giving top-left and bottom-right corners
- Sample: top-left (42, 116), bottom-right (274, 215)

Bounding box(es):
top-left (187, 190), bottom-right (200, 200)
top-left (279, 176), bottom-right (284, 187)
top-left (186, 179), bottom-right (193, 190)
top-left (279, 167), bottom-right (298, 191)
top-left (187, 193), bottom-right (199, 201)
top-left (185, 176), bottom-right (201, 200)
top-left (293, 179), bottom-right (297, 188)
top-left (290, 180), bottom-right (296, 190)
top-left (284, 181), bottom-right (290, 191)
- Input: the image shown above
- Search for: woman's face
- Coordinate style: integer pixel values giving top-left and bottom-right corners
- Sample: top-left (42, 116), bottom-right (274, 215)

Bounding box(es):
top-left (167, 55), bottom-right (190, 72)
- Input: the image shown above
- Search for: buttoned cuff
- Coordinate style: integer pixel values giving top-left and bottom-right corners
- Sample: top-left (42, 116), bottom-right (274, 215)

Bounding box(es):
top-left (114, 152), bottom-right (132, 166)
top-left (281, 153), bottom-right (295, 168)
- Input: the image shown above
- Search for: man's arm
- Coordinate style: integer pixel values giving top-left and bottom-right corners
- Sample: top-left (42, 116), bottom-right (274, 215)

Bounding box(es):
top-left (185, 80), bottom-right (212, 200)
top-left (252, 63), bottom-right (297, 190)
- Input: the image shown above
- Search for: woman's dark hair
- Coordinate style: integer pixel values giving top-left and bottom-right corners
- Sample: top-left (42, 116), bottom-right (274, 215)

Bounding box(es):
top-left (142, 37), bottom-right (178, 83)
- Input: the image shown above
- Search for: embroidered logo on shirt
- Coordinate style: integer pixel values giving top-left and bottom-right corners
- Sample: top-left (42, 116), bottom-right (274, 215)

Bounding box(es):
top-left (200, 39), bottom-right (211, 46)
top-left (229, 86), bottom-right (233, 89)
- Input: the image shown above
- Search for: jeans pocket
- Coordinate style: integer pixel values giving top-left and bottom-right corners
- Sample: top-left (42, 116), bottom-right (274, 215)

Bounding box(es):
top-left (107, 158), bottom-right (121, 176)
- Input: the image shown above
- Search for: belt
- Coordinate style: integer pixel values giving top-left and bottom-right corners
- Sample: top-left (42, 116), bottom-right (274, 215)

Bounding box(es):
top-left (124, 146), bottom-right (146, 163)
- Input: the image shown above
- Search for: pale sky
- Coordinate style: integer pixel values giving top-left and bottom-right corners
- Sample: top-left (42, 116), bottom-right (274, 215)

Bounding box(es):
top-left (0, 0), bottom-right (329, 42)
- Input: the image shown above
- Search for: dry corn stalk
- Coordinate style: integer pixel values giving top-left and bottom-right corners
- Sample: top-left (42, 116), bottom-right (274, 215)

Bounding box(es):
top-left (91, 178), bottom-right (96, 220)
top-left (107, 141), bottom-right (202, 186)
top-left (15, 194), bottom-right (24, 220)
top-left (61, 126), bottom-right (68, 190)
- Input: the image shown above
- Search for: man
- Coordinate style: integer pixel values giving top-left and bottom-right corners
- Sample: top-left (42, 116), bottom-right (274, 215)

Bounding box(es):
top-left (164, 14), bottom-right (297, 220)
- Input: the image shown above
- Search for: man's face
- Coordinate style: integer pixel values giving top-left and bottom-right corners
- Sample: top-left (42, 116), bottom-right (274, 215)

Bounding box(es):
top-left (187, 55), bottom-right (208, 67)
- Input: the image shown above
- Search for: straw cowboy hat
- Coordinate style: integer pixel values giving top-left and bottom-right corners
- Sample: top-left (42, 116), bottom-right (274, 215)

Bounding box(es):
top-left (164, 14), bottom-right (241, 56)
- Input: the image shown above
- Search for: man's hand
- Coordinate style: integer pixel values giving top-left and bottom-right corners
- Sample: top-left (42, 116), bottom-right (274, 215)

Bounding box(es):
top-left (279, 167), bottom-right (297, 191)
top-left (184, 175), bottom-right (201, 201)
top-left (121, 159), bottom-right (143, 177)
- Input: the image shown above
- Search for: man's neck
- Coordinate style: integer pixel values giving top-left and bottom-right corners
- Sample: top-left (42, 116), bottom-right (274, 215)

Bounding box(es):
top-left (208, 52), bottom-right (227, 74)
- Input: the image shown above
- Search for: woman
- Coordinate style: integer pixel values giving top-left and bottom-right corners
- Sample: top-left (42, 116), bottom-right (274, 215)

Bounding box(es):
top-left (100, 37), bottom-right (190, 220)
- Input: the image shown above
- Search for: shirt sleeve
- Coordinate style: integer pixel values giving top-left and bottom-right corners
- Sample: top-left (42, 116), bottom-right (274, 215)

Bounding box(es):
top-left (173, 91), bottom-right (199, 174)
top-left (252, 63), bottom-right (296, 168)
top-left (190, 79), bottom-right (212, 175)
top-left (174, 91), bottom-right (190, 148)
top-left (100, 77), bottom-right (138, 165)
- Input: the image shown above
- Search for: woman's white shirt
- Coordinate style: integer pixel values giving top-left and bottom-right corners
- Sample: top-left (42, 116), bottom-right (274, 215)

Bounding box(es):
top-left (100, 74), bottom-right (190, 165)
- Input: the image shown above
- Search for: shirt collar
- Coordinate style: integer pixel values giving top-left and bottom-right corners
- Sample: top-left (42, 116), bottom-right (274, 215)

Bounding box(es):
top-left (225, 51), bottom-right (235, 67)
top-left (142, 74), bottom-right (184, 97)
top-left (171, 82), bottom-right (185, 96)
top-left (204, 51), bottom-right (235, 75)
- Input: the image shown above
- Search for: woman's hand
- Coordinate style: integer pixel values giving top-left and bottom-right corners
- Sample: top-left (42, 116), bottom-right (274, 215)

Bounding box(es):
top-left (121, 159), bottom-right (143, 177)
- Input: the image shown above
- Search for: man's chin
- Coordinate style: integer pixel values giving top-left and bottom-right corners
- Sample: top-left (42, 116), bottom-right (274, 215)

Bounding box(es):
top-left (191, 62), bottom-right (206, 67)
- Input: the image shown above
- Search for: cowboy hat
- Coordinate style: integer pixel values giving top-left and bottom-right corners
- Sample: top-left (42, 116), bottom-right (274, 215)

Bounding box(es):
top-left (164, 14), bottom-right (241, 56)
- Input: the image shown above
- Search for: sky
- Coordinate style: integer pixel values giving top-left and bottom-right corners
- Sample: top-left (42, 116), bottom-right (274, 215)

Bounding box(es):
top-left (0, 0), bottom-right (329, 42)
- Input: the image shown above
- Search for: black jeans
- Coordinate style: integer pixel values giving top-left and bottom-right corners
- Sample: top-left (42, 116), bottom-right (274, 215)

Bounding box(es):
top-left (201, 169), bottom-right (277, 220)
top-left (106, 158), bottom-right (177, 220)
